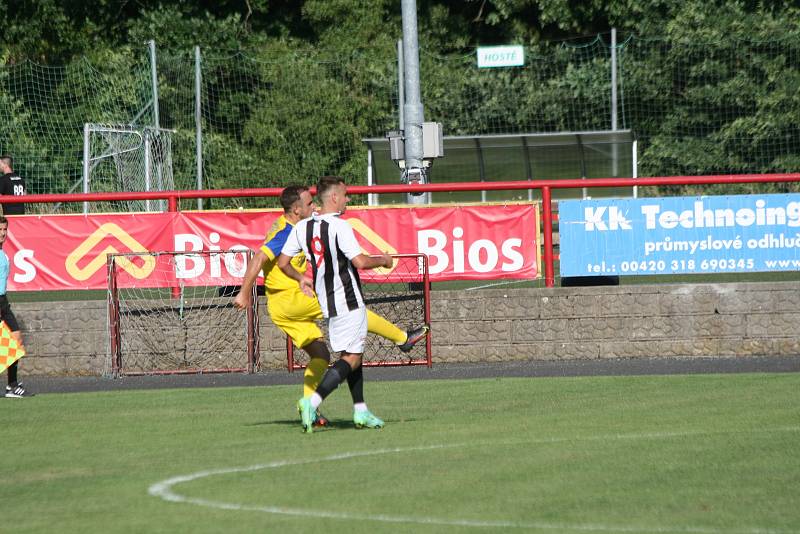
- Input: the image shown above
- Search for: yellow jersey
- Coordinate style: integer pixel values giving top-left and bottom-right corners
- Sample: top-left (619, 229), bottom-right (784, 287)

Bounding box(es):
top-left (260, 214), bottom-right (307, 293)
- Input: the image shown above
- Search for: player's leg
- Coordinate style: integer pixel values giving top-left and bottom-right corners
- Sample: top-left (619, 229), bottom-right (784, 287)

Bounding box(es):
top-left (268, 293), bottom-right (330, 426)
top-left (4, 361), bottom-right (32, 398)
top-left (300, 340), bottom-right (329, 397)
top-left (270, 290), bottom-right (327, 387)
top-left (297, 339), bottom-right (332, 428)
top-left (3, 304), bottom-right (33, 398)
top-left (366, 309), bottom-right (405, 344)
top-left (282, 291), bottom-right (387, 427)
top-left (336, 311), bottom-right (384, 427)
top-left (366, 309), bottom-right (429, 353)
top-left (6, 359), bottom-right (17, 386)
top-left (298, 309), bottom-right (368, 433)
top-left (348, 363), bottom-right (384, 429)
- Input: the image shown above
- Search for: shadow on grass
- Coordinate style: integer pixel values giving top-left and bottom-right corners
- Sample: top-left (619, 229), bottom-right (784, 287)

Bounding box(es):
top-left (247, 418), bottom-right (413, 428)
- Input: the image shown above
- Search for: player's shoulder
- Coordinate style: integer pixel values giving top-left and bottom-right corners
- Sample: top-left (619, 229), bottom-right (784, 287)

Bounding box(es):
top-left (267, 215), bottom-right (295, 241)
top-left (266, 214), bottom-right (287, 237)
top-left (331, 214), bottom-right (355, 232)
top-left (316, 212), bottom-right (347, 225)
top-left (294, 215), bottom-right (317, 232)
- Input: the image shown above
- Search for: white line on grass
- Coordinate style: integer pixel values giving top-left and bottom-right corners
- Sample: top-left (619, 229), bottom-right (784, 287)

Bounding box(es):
top-left (148, 428), bottom-right (800, 533)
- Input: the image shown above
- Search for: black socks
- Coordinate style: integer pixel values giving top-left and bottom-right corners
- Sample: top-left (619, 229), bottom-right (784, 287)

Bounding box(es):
top-left (347, 364), bottom-right (364, 404)
top-left (315, 359), bottom-right (352, 399)
top-left (7, 360), bottom-right (17, 386)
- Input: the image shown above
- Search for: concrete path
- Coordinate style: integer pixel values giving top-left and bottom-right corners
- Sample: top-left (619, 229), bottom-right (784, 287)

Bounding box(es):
top-left (17, 355), bottom-right (800, 395)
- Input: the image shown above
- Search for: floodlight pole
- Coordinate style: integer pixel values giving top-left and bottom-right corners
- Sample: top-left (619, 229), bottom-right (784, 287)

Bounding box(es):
top-left (401, 0), bottom-right (427, 205)
top-left (397, 39), bottom-right (405, 131)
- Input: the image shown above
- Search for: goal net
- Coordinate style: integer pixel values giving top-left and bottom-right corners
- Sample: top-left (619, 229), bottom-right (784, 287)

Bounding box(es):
top-left (107, 249), bottom-right (259, 376)
top-left (84, 123), bottom-right (175, 213)
top-left (287, 253), bottom-right (431, 370)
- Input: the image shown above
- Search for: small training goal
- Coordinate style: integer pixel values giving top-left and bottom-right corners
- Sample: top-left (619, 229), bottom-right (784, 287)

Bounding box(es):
top-left (107, 249), bottom-right (258, 376)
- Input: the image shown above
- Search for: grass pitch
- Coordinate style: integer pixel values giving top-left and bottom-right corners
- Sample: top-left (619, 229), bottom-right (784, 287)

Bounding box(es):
top-left (2, 373), bottom-right (798, 533)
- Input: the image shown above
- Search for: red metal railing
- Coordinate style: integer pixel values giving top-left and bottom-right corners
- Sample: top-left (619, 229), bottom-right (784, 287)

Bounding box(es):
top-left (6, 173), bottom-right (800, 287)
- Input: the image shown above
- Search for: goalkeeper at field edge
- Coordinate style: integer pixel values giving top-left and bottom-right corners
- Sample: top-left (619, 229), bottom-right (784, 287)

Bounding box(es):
top-left (233, 185), bottom-right (428, 428)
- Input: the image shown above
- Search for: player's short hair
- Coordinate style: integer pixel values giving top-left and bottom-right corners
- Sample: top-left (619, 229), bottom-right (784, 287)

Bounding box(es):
top-left (0, 155), bottom-right (12, 168)
top-left (0, 215), bottom-right (8, 226)
top-left (316, 175), bottom-right (345, 199)
top-left (280, 185), bottom-right (309, 212)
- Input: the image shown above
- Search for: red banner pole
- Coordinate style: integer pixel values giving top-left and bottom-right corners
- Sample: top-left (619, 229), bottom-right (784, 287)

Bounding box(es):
top-left (542, 186), bottom-right (555, 287)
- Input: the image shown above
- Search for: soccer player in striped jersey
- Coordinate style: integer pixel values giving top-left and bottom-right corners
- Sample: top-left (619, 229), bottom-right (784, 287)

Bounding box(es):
top-left (279, 176), bottom-right (393, 433)
top-left (234, 184), bottom-right (427, 428)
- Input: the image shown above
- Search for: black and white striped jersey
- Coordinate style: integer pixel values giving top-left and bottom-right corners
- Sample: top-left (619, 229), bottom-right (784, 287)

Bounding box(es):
top-left (281, 212), bottom-right (365, 318)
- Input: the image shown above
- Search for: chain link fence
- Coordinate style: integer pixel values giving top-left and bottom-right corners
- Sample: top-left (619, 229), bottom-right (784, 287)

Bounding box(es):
top-left (1, 35), bottom-right (799, 212)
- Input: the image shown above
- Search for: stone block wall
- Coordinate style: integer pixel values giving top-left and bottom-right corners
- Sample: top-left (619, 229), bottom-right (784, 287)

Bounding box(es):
top-left (10, 281), bottom-right (800, 376)
top-left (429, 282), bottom-right (800, 362)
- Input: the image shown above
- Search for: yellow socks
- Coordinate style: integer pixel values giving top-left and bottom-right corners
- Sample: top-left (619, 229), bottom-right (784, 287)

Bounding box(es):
top-left (303, 357), bottom-right (329, 397)
top-left (366, 309), bottom-right (406, 345)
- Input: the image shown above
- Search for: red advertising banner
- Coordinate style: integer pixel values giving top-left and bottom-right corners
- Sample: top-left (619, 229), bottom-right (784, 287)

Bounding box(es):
top-left (3, 203), bottom-right (538, 291)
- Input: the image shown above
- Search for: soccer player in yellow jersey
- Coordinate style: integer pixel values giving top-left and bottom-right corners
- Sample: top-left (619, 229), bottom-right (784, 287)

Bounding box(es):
top-left (234, 185), bottom-right (427, 427)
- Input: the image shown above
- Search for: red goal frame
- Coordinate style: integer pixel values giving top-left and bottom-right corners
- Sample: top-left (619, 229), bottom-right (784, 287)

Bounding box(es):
top-left (287, 253), bottom-right (432, 371)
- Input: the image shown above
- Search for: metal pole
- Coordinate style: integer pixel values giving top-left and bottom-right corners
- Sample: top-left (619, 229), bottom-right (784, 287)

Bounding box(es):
top-left (195, 46), bottom-right (203, 210)
top-left (367, 144), bottom-right (376, 206)
top-left (144, 130), bottom-right (152, 211)
top-left (577, 134), bottom-right (588, 199)
top-left (611, 28), bottom-right (618, 131)
top-left (611, 28), bottom-right (619, 179)
top-left (401, 0), bottom-right (426, 205)
top-left (82, 124), bottom-right (90, 214)
top-left (476, 138), bottom-right (487, 203)
top-left (397, 39), bottom-right (405, 131)
top-left (149, 40), bottom-right (160, 128)
top-left (522, 137), bottom-right (533, 202)
top-left (148, 40), bottom-right (160, 213)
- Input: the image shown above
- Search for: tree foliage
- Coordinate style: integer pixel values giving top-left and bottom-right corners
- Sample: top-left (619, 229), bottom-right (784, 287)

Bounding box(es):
top-left (1, 0), bottom-right (799, 200)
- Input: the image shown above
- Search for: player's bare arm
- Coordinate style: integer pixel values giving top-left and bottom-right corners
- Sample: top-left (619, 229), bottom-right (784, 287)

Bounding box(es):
top-left (233, 249), bottom-right (269, 310)
top-left (352, 252), bottom-right (393, 270)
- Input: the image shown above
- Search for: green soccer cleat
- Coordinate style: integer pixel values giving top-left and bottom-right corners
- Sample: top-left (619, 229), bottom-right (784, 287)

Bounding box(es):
top-left (297, 397), bottom-right (315, 433)
top-left (353, 410), bottom-right (385, 429)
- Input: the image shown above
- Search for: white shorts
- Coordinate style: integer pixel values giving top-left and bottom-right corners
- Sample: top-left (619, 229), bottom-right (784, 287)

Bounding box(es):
top-left (327, 308), bottom-right (367, 354)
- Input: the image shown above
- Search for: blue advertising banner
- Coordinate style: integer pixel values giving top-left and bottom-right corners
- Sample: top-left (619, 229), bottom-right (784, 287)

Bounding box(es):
top-left (559, 194), bottom-right (800, 276)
